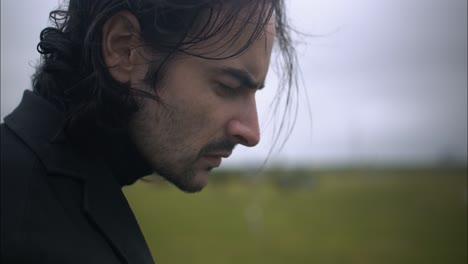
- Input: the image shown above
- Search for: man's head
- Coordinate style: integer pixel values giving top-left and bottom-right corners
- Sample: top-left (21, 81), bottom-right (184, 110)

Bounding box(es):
top-left (33, 0), bottom-right (296, 192)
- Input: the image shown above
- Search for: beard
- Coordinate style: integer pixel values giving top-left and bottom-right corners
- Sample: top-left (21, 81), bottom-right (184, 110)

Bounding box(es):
top-left (129, 93), bottom-right (236, 193)
top-left (156, 166), bottom-right (202, 193)
top-left (152, 137), bottom-right (236, 193)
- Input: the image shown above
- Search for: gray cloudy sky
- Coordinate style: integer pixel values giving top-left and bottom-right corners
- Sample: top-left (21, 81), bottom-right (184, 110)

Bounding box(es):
top-left (1, 0), bottom-right (467, 167)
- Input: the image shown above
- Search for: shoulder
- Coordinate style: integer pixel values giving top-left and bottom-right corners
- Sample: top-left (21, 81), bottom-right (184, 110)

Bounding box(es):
top-left (1, 123), bottom-right (44, 189)
top-left (1, 123), bottom-right (47, 227)
top-left (1, 123), bottom-right (48, 260)
top-left (1, 123), bottom-right (42, 172)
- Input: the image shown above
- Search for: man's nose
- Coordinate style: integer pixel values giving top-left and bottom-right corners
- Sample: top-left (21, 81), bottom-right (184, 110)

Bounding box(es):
top-left (226, 102), bottom-right (260, 147)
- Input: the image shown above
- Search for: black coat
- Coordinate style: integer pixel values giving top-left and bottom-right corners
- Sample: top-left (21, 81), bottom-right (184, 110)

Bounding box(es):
top-left (1, 91), bottom-right (155, 264)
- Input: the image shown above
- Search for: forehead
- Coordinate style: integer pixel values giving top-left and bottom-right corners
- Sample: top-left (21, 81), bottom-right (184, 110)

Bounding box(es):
top-left (188, 11), bottom-right (276, 81)
top-left (185, 2), bottom-right (275, 54)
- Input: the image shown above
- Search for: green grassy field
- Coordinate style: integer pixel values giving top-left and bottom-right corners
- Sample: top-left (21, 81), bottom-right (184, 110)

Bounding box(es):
top-left (123, 168), bottom-right (467, 264)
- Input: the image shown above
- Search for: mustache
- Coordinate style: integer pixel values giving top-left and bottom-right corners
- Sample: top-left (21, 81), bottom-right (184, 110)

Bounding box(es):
top-left (199, 138), bottom-right (236, 157)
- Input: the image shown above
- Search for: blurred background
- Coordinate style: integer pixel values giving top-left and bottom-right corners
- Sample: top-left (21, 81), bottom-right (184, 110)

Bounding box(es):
top-left (1, 0), bottom-right (467, 263)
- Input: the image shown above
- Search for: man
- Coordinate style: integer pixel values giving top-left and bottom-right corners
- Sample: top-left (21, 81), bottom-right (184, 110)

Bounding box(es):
top-left (1, 0), bottom-right (296, 263)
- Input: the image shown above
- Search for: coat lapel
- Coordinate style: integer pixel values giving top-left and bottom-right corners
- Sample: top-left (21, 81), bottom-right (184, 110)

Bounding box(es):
top-left (4, 91), bottom-right (155, 264)
top-left (83, 162), bottom-right (155, 264)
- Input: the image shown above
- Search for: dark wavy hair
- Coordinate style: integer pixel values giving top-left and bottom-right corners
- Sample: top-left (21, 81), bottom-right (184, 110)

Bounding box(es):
top-left (33, 0), bottom-right (297, 148)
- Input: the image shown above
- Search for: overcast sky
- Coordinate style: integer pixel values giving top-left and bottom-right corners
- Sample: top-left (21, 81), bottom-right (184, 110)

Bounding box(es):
top-left (1, 0), bottom-right (467, 167)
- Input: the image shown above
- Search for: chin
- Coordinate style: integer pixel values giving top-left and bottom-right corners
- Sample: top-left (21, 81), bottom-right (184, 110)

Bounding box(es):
top-left (159, 168), bottom-right (211, 193)
top-left (173, 178), bottom-right (208, 193)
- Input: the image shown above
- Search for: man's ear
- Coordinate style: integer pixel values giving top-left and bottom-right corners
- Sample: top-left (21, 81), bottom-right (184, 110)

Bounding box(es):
top-left (102, 10), bottom-right (143, 83)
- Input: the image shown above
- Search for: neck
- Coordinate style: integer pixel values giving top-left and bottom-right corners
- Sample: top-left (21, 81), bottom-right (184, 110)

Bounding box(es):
top-left (69, 121), bottom-right (153, 186)
top-left (99, 128), bottom-right (153, 186)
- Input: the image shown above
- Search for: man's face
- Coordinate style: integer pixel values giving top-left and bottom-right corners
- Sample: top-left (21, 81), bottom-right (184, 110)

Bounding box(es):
top-left (129, 17), bottom-right (275, 192)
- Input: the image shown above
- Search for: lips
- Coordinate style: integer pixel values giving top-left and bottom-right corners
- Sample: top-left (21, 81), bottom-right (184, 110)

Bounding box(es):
top-left (202, 152), bottom-right (232, 168)
top-left (203, 156), bottom-right (222, 167)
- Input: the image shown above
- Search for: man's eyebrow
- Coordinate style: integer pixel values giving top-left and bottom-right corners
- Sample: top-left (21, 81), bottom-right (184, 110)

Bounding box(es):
top-left (216, 66), bottom-right (265, 90)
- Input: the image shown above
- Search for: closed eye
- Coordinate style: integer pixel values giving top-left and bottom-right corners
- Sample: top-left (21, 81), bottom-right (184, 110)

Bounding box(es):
top-left (214, 66), bottom-right (264, 90)
top-left (217, 83), bottom-right (242, 96)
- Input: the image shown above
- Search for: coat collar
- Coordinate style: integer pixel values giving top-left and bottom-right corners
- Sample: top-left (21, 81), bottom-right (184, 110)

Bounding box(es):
top-left (4, 91), bottom-right (155, 264)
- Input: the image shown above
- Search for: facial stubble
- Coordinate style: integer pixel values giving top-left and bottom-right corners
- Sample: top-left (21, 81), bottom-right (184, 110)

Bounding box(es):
top-left (130, 97), bottom-right (236, 193)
